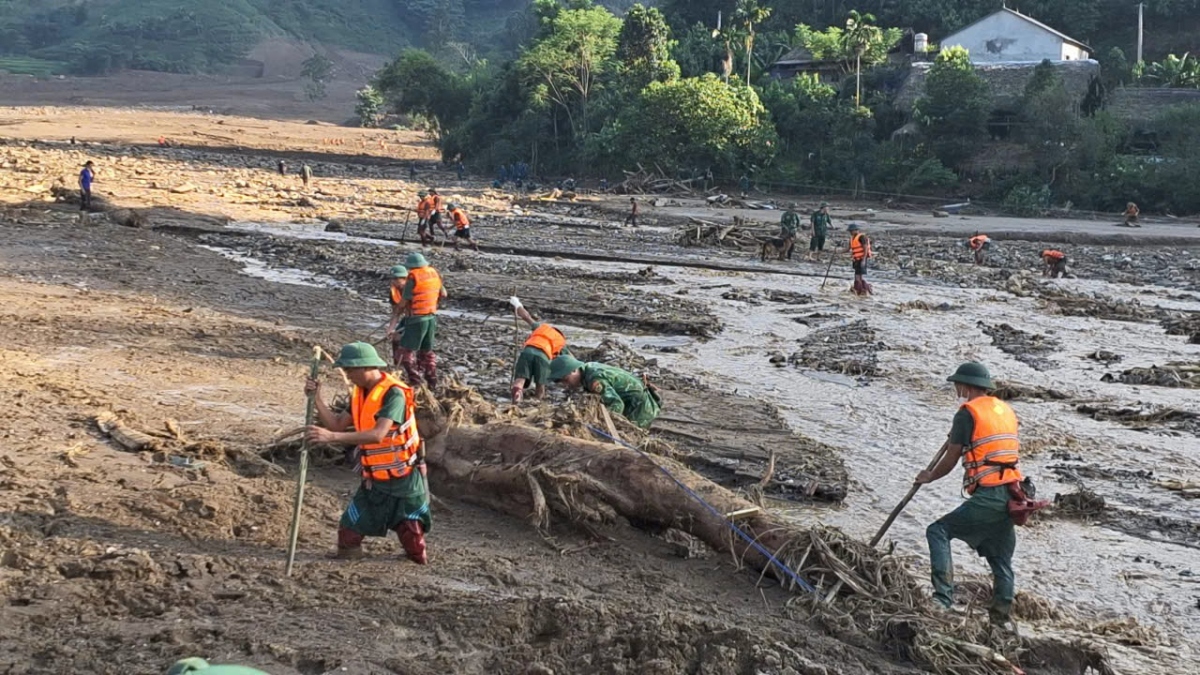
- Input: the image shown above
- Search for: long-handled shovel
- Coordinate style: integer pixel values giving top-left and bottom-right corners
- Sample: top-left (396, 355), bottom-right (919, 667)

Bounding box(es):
top-left (285, 346), bottom-right (322, 576)
top-left (399, 209), bottom-right (413, 242)
top-left (824, 441), bottom-right (949, 602)
top-left (819, 251), bottom-right (837, 289)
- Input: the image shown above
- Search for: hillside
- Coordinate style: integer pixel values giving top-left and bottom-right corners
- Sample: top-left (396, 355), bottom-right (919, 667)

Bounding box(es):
top-left (0, 0), bottom-right (647, 76)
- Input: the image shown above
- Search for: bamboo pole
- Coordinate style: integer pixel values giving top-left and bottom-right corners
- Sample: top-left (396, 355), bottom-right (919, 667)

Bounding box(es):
top-left (285, 346), bottom-right (322, 576)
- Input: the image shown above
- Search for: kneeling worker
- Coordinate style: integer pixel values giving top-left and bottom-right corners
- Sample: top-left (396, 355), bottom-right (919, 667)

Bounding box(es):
top-left (509, 296), bottom-right (569, 403)
top-left (548, 355), bottom-right (661, 429)
top-left (1042, 249), bottom-right (1067, 278)
top-left (305, 342), bottom-right (430, 563)
top-left (915, 362), bottom-right (1023, 631)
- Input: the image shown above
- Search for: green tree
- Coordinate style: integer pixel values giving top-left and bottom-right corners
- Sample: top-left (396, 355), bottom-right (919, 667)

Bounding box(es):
top-left (518, 3), bottom-right (621, 143)
top-left (842, 10), bottom-right (882, 107)
top-left (794, 20), bottom-right (902, 81)
top-left (355, 85), bottom-right (385, 127)
top-left (373, 49), bottom-right (472, 140)
top-left (602, 74), bottom-right (776, 174)
top-left (301, 53), bottom-right (334, 101)
top-left (733, 0), bottom-right (771, 85)
top-left (1142, 53), bottom-right (1200, 88)
top-left (1019, 60), bottom-right (1083, 186)
top-left (616, 3), bottom-right (678, 86)
top-left (913, 46), bottom-right (990, 167)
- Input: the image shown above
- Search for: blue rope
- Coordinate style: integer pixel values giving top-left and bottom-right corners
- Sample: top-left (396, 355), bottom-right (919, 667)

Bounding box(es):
top-left (587, 425), bottom-right (817, 595)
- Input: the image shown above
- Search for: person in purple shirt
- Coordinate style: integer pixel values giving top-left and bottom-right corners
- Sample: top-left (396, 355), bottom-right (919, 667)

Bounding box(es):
top-left (78, 161), bottom-right (95, 211)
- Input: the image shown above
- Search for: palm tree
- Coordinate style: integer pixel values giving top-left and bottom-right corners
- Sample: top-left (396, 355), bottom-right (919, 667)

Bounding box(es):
top-left (734, 0), bottom-right (772, 86)
top-left (842, 10), bottom-right (881, 106)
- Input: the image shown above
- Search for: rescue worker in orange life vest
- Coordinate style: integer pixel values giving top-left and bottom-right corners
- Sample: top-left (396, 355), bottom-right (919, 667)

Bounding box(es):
top-left (384, 265), bottom-right (408, 367)
top-left (508, 296), bottom-right (570, 403)
top-left (915, 362), bottom-right (1022, 631)
top-left (968, 234), bottom-right (990, 265)
top-left (305, 342), bottom-right (431, 563)
top-left (847, 223), bottom-right (873, 296)
top-left (391, 251), bottom-right (447, 389)
top-left (448, 202), bottom-right (479, 251)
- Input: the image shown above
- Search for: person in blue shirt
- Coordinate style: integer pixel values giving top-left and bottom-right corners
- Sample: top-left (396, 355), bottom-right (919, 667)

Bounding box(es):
top-left (78, 161), bottom-right (95, 211)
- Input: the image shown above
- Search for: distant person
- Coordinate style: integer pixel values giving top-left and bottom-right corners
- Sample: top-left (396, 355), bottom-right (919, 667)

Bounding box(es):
top-left (778, 204), bottom-right (800, 260)
top-left (498, 165), bottom-right (509, 184)
top-left (384, 264), bottom-right (409, 366)
top-left (738, 174), bottom-right (750, 197)
top-left (809, 202), bottom-right (832, 261)
top-left (1042, 250), bottom-right (1067, 278)
top-left (599, 177), bottom-right (608, 191)
top-left (848, 223), bottom-right (873, 296)
top-left (300, 164), bottom-right (313, 189)
top-left (277, 160), bottom-right (287, 176)
top-left (563, 177), bottom-right (576, 191)
top-left (427, 188), bottom-right (450, 240)
top-left (1122, 202), bottom-right (1141, 227)
top-left (78, 161), bottom-right (95, 212)
top-left (415, 190), bottom-right (433, 246)
top-left (704, 167), bottom-right (714, 191)
top-left (969, 234), bottom-right (991, 265)
top-left (456, 161), bottom-right (465, 181)
top-left (409, 162), bottom-right (417, 180)
top-left (448, 203), bottom-right (479, 251)
top-left (624, 197), bottom-right (638, 227)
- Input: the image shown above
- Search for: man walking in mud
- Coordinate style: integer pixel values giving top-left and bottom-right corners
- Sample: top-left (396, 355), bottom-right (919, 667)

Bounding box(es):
top-left (78, 160), bottom-right (95, 213)
top-left (848, 223), bottom-right (873, 295)
top-left (305, 342), bottom-right (430, 563)
top-left (426, 188), bottom-right (451, 241)
top-left (390, 252), bottom-right (446, 389)
top-left (448, 202), bottom-right (479, 251)
top-left (415, 191), bottom-right (432, 245)
top-left (915, 362), bottom-right (1027, 632)
top-left (509, 296), bottom-right (569, 404)
top-left (808, 202), bottom-right (832, 261)
top-left (624, 197), bottom-right (639, 227)
top-left (300, 164), bottom-right (313, 189)
top-left (384, 264), bottom-right (408, 366)
top-left (548, 355), bottom-right (661, 428)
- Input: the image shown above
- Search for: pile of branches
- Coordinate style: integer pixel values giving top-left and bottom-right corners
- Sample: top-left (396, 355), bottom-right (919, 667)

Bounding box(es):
top-left (1039, 287), bottom-right (1162, 323)
top-left (789, 319), bottom-right (884, 377)
top-left (615, 165), bottom-right (699, 195)
top-left (1161, 312), bottom-right (1200, 343)
top-left (1101, 362), bottom-right (1200, 388)
top-left (677, 216), bottom-right (778, 250)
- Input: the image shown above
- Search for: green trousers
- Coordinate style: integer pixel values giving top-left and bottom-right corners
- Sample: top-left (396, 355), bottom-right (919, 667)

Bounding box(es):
top-left (926, 484), bottom-right (1015, 623)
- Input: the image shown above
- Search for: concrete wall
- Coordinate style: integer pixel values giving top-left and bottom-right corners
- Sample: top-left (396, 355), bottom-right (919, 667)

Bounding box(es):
top-left (943, 11), bottom-right (1080, 63)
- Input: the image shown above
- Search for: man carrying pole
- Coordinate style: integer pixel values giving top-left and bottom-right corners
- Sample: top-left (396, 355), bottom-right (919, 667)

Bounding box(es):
top-left (848, 223), bottom-right (873, 296)
top-left (304, 342), bottom-right (430, 563)
top-left (391, 252), bottom-right (446, 389)
top-left (384, 265), bottom-right (408, 366)
top-left (915, 362), bottom-right (1025, 631)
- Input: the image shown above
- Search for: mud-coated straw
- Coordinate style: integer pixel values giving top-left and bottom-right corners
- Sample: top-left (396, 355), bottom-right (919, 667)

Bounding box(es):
top-left (285, 346), bottom-right (322, 576)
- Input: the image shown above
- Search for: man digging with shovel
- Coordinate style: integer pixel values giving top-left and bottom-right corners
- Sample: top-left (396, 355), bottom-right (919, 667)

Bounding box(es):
top-left (914, 362), bottom-right (1046, 633)
top-left (305, 342), bottom-right (430, 563)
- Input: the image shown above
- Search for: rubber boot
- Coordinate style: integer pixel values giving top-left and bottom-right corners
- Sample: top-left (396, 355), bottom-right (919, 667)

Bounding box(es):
top-left (336, 528), bottom-right (365, 559)
top-left (396, 520), bottom-right (428, 564)
top-left (398, 348), bottom-right (423, 387)
top-left (418, 350), bottom-right (438, 390)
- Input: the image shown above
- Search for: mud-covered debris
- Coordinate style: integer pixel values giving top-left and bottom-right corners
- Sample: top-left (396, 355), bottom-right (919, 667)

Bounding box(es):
top-left (790, 319), bottom-right (883, 377)
top-left (896, 300), bottom-right (957, 312)
top-left (1076, 403), bottom-right (1200, 435)
top-left (1161, 312), bottom-right (1200, 343)
top-left (1053, 489), bottom-right (1107, 518)
top-left (790, 312), bottom-right (843, 327)
top-left (1040, 287), bottom-right (1162, 323)
top-left (992, 381), bottom-right (1070, 401)
top-left (1086, 350), bottom-right (1123, 364)
top-left (1102, 362), bottom-right (1200, 388)
top-left (722, 289), bottom-right (812, 306)
top-left (978, 321), bottom-right (1060, 370)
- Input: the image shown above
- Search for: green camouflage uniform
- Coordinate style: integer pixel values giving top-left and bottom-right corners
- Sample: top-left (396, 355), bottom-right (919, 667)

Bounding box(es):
top-left (580, 363), bottom-right (661, 428)
top-left (779, 210), bottom-right (801, 238)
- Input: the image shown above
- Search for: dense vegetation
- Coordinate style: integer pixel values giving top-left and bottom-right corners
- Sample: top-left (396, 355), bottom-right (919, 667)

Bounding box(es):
top-left (367, 0), bottom-right (1200, 214)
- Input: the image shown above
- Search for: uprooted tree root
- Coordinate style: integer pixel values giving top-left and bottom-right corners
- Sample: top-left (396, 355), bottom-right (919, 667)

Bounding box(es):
top-left (411, 385), bottom-right (1119, 675)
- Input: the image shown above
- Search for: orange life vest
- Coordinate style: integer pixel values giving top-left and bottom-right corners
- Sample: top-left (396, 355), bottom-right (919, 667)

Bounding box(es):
top-left (450, 208), bottom-right (469, 231)
top-left (960, 396), bottom-right (1023, 494)
top-left (430, 195), bottom-right (443, 213)
top-left (351, 373), bottom-right (420, 482)
top-left (416, 197), bottom-right (432, 219)
top-left (1043, 250), bottom-right (1065, 260)
top-left (389, 282), bottom-right (403, 306)
top-left (969, 235), bottom-right (989, 250)
top-left (524, 324), bottom-right (566, 359)
top-left (850, 233), bottom-right (871, 261)
top-left (407, 266), bottom-right (442, 316)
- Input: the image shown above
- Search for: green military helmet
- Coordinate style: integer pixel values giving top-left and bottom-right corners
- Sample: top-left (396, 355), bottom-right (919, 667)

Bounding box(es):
top-left (405, 251), bottom-right (429, 269)
top-left (447, 202), bottom-right (459, 210)
top-left (847, 222), bottom-right (860, 232)
top-left (418, 191), bottom-right (428, 198)
top-left (168, 658), bottom-right (270, 675)
top-left (548, 355), bottom-right (585, 382)
top-left (389, 265), bottom-right (408, 278)
top-left (333, 342), bottom-right (388, 369)
top-left (820, 201), bottom-right (829, 208)
top-left (947, 361), bottom-right (995, 390)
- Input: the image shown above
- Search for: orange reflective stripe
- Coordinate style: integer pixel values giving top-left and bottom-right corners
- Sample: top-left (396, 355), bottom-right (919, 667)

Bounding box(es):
top-left (407, 267), bottom-right (442, 316)
top-left (350, 373), bottom-right (420, 482)
top-left (961, 396), bottom-right (1022, 493)
top-left (524, 324), bottom-right (566, 359)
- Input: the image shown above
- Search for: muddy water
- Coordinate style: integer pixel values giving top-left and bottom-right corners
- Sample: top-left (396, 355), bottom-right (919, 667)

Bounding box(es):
top-left (206, 221), bottom-right (1199, 667)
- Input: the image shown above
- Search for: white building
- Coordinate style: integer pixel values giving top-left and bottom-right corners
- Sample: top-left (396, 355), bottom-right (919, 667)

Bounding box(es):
top-left (941, 7), bottom-right (1091, 63)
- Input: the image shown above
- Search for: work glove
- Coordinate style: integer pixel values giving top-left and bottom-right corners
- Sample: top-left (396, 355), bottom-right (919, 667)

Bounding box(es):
top-left (509, 296), bottom-right (523, 309)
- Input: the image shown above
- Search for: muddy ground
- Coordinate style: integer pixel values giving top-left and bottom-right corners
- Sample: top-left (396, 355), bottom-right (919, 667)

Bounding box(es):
top-left (2, 108), bottom-right (1199, 674)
